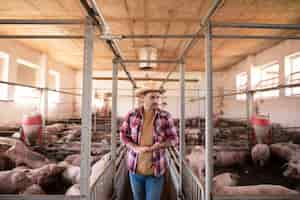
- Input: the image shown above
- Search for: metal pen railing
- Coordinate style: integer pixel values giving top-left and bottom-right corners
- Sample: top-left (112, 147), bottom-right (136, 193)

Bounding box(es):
top-left (90, 146), bottom-right (125, 200)
top-left (167, 147), bottom-right (205, 200)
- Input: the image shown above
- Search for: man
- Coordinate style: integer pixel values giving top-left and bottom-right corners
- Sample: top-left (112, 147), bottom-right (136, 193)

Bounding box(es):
top-left (120, 84), bottom-right (178, 200)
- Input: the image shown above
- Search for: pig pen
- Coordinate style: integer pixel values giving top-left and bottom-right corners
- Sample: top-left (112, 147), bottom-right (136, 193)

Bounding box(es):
top-left (214, 147), bottom-right (300, 193)
top-left (0, 122), bottom-right (113, 198)
top-left (184, 117), bottom-right (300, 199)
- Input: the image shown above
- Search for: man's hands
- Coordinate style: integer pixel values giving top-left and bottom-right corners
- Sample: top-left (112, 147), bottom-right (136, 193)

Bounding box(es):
top-left (130, 142), bottom-right (163, 154)
top-left (132, 145), bottom-right (152, 154)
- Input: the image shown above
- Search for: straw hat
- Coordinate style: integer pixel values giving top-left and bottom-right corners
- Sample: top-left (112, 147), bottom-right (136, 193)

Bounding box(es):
top-left (135, 81), bottom-right (165, 97)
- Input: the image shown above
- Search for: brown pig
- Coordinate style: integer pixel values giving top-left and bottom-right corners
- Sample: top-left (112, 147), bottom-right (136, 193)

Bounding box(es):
top-left (0, 170), bottom-right (32, 194)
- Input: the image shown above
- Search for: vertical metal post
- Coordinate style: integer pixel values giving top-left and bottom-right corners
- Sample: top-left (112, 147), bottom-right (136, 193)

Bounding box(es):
top-left (179, 61), bottom-right (186, 198)
top-left (246, 91), bottom-right (250, 122)
top-left (204, 21), bottom-right (213, 200)
top-left (80, 17), bottom-right (94, 200)
top-left (111, 57), bottom-right (118, 187)
top-left (246, 90), bottom-right (251, 150)
top-left (40, 54), bottom-right (48, 144)
top-left (94, 111), bottom-right (97, 132)
top-left (132, 86), bottom-right (135, 109)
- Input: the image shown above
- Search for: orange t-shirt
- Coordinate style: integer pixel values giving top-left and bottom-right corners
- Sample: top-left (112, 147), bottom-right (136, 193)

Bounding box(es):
top-left (136, 109), bottom-right (154, 175)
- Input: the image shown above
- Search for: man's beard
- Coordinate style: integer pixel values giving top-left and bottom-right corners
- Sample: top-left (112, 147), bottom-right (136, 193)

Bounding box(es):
top-left (151, 103), bottom-right (158, 109)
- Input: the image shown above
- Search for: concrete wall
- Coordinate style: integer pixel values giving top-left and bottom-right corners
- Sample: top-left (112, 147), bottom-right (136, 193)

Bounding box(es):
top-left (220, 40), bottom-right (300, 127)
top-left (0, 40), bottom-right (76, 125)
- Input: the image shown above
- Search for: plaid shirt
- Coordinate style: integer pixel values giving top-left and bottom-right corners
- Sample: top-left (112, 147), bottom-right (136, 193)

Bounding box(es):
top-left (120, 107), bottom-right (178, 177)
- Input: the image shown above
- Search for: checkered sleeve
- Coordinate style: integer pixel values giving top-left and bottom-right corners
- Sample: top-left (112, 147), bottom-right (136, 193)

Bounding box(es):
top-left (165, 113), bottom-right (179, 146)
top-left (119, 111), bottom-right (133, 146)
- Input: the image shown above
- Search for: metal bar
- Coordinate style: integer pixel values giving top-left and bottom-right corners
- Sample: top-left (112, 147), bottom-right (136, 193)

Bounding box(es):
top-left (107, 34), bottom-right (204, 39)
top-left (179, 61), bottom-right (185, 199)
top-left (160, 0), bottom-right (222, 88)
top-left (178, 0), bottom-right (222, 60)
top-left (246, 91), bottom-right (251, 122)
top-left (0, 80), bottom-right (42, 90)
top-left (80, 0), bottom-right (137, 88)
top-left (190, 82), bottom-right (300, 102)
top-left (0, 80), bottom-right (81, 96)
top-left (213, 22), bottom-right (300, 30)
top-left (0, 19), bottom-right (84, 25)
top-left (132, 86), bottom-right (135, 109)
top-left (0, 35), bottom-right (84, 39)
top-left (93, 76), bottom-right (199, 82)
top-left (111, 58), bottom-right (118, 191)
top-left (205, 21), bottom-right (213, 200)
top-left (80, 17), bottom-right (94, 200)
top-left (46, 88), bottom-right (81, 96)
top-left (40, 54), bottom-right (48, 145)
top-left (160, 65), bottom-right (178, 88)
top-left (213, 34), bottom-right (300, 40)
top-left (121, 59), bottom-right (180, 64)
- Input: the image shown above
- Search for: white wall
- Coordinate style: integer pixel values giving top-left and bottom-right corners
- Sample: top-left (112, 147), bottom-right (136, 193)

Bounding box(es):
top-left (75, 70), bottom-right (206, 119)
top-left (220, 40), bottom-right (300, 127)
top-left (0, 40), bottom-right (76, 125)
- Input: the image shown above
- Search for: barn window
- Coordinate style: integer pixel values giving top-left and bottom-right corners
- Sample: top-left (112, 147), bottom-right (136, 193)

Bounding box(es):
top-left (14, 59), bottom-right (40, 99)
top-left (48, 70), bottom-right (60, 102)
top-left (236, 72), bottom-right (248, 100)
top-left (285, 53), bottom-right (300, 96)
top-left (0, 52), bottom-right (9, 100)
top-left (252, 61), bottom-right (279, 99)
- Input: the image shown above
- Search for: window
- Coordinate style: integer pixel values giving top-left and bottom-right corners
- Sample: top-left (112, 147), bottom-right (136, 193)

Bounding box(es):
top-left (285, 53), bottom-right (300, 96)
top-left (48, 70), bottom-right (60, 102)
top-left (0, 52), bottom-right (9, 100)
top-left (236, 72), bottom-right (248, 100)
top-left (252, 62), bottom-right (279, 99)
top-left (14, 59), bottom-right (39, 99)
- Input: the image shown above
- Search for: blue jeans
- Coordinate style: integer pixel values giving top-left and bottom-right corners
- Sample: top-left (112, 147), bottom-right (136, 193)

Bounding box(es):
top-left (129, 172), bottom-right (164, 200)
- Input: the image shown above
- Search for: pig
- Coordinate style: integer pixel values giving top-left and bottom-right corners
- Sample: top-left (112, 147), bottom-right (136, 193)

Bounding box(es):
top-left (45, 134), bottom-right (58, 144)
top-left (66, 124), bottom-right (81, 129)
top-left (64, 154), bottom-right (82, 166)
top-left (0, 170), bottom-right (32, 194)
top-left (61, 164), bottom-right (81, 185)
top-left (0, 153), bottom-right (15, 171)
top-left (13, 166), bottom-right (30, 172)
top-left (5, 140), bottom-right (50, 168)
top-left (283, 156), bottom-right (300, 179)
top-left (215, 184), bottom-right (299, 196)
top-left (215, 150), bottom-right (249, 167)
top-left (251, 144), bottom-right (270, 167)
top-left (270, 142), bottom-right (300, 161)
top-left (66, 184), bottom-right (80, 195)
top-left (20, 184), bottom-right (45, 195)
top-left (213, 173), bottom-right (299, 196)
top-left (27, 163), bottom-right (65, 186)
top-left (185, 146), bottom-right (205, 182)
top-left (213, 172), bottom-right (239, 187)
top-left (62, 129), bottom-right (81, 143)
top-left (45, 123), bottom-right (66, 134)
top-left (64, 154), bottom-right (103, 167)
